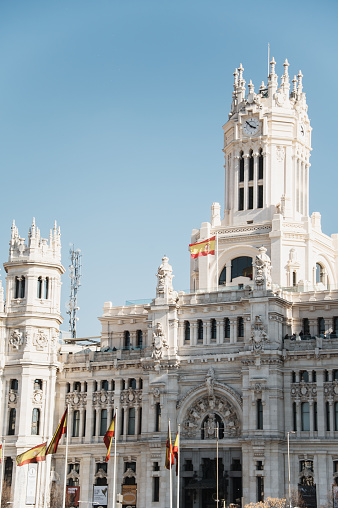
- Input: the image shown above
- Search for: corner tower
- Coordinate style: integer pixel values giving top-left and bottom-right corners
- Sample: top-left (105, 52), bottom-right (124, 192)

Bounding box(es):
top-left (2, 219), bottom-right (65, 506)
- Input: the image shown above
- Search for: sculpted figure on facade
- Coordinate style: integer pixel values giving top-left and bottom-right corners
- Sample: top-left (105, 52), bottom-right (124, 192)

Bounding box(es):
top-left (33, 329), bottom-right (48, 350)
top-left (205, 367), bottom-right (215, 397)
top-left (253, 246), bottom-right (272, 290)
top-left (250, 315), bottom-right (268, 352)
top-left (151, 322), bottom-right (168, 360)
top-left (9, 329), bottom-right (23, 350)
top-left (156, 256), bottom-right (177, 301)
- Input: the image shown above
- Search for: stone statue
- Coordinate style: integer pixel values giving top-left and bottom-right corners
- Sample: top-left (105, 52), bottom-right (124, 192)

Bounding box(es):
top-left (250, 315), bottom-right (268, 352)
top-left (151, 322), bottom-right (168, 360)
top-left (205, 367), bottom-right (215, 396)
top-left (156, 256), bottom-right (177, 301)
top-left (253, 246), bottom-right (272, 290)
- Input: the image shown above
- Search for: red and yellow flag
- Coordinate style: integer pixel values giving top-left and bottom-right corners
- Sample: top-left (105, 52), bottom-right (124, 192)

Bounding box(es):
top-left (104, 413), bottom-right (116, 462)
top-left (0, 444), bottom-right (2, 463)
top-left (46, 408), bottom-right (68, 455)
top-left (173, 432), bottom-right (179, 475)
top-left (189, 236), bottom-right (215, 258)
top-left (16, 442), bottom-right (47, 466)
top-left (165, 425), bottom-right (175, 470)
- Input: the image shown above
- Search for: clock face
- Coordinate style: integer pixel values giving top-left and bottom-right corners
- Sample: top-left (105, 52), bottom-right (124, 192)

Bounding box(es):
top-left (243, 118), bottom-right (259, 136)
top-left (299, 123), bottom-right (305, 136)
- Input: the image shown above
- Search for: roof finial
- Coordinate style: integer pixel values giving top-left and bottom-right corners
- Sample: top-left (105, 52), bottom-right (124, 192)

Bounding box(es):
top-left (270, 57), bottom-right (276, 76)
top-left (291, 75), bottom-right (298, 98)
top-left (297, 70), bottom-right (303, 96)
top-left (233, 67), bottom-right (238, 88)
top-left (248, 80), bottom-right (254, 94)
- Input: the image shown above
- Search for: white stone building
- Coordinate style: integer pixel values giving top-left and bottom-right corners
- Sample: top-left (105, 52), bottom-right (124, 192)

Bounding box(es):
top-left (2, 58), bottom-right (338, 508)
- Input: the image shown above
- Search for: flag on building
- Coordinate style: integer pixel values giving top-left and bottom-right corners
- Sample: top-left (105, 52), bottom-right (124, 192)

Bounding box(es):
top-left (16, 442), bottom-right (47, 466)
top-left (173, 431), bottom-right (179, 475)
top-left (46, 407), bottom-right (68, 455)
top-left (0, 444), bottom-right (2, 463)
top-left (189, 236), bottom-right (215, 258)
top-left (103, 413), bottom-right (115, 462)
top-left (165, 424), bottom-right (175, 470)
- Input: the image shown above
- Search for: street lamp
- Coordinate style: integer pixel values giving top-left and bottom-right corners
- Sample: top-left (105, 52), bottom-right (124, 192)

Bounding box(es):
top-left (287, 431), bottom-right (296, 508)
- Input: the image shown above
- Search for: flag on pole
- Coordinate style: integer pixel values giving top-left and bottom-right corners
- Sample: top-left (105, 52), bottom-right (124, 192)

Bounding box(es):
top-left (189, 236), bottom-right (215, 258)
top-left (0, 444), bottom-right (2, 463)
top-left (165, 424), bottom-right (175, 470)
top-left (46, 408), bottom-right (68, 455)
top-left (16, 442), bottom-right (47, 466)
top-left (173, 432), bottom-right (179, 475)
top-left (103, 413), bottom-right (116, 462)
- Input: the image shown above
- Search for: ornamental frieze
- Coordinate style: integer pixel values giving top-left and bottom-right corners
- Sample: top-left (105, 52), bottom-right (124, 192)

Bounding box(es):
top-left (291, 383), bottom-right (317, 399)
top-left (324, 382), bottom-right (338, 398)
top-left (66, 392), bottom-right (87, 408)
top-left (92, 390), bottom-right (114, 407)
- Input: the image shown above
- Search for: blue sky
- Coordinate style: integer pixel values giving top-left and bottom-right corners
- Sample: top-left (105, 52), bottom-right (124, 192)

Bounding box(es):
top-left (0, 0), bottom-right (337, 337)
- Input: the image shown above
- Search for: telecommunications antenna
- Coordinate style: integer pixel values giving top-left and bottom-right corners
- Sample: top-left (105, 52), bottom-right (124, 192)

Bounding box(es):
top-left (66, 245), bottom-right (82, 340)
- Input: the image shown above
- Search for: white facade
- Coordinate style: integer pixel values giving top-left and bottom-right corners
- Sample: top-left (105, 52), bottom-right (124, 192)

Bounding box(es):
top-left (1, 58), bottom-right (338, 508)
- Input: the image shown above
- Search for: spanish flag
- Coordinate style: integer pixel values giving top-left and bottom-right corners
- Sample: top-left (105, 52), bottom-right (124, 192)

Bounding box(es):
top-left (173, 431), bottom-right (179, 475)
top-left (46, 408), bottom-right (68, 455)
top-left (0, 444), bottom-right (2, 463)
top-left (104, 413), bottom-right (115, 462)
top-left (165, 424), bottom-right (175, 470)
top-left (189, 236), bottom-right (215, 258)
top-left (16, 442), bottom-right (47, 466)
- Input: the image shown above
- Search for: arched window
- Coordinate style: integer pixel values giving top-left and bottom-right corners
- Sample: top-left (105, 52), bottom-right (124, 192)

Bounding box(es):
top-left (10, 379), bottom-right (18, 391)
top-left (316, 263), bottom-right (324, 284)
top-left (37, 277), bottom-right (43, 298)
top-left (211, 319), bottom-right (217, 341)
top-left (44, 277), bottom-right (49, 299)
top-left (231, 257), bottom-right (252, 281)
top-left (184, 321), bottom-right (190, 342)
top-left (124, 331), bottom-right (130, 350)
top-left (101, 380), bottom-right (108, 391)
top-left (224, 318), bottom-right (230, 339)
top-left (31, 408), bottom-right (40, 435)
top-left (300, 371), bottom-right (309, 382)
top-left (74, 381), bottom-right (81, 392)
top-left (95, 463), bottom-right (108, 486)
top-left (313, 401), bottom-right (317, 431)
top-left (303, 318), bottom-right (310, 337)
top-left (15, 276), bottom-right (25, 299)
top-left (318, 317), bottom-right (325, 336)
top-left (73, 410), bottom-right (80, 437)
top-left (257, 399), bottom-right (263, 429)
top-left (239, 151), bottom-right (244, 182)
top-left (237, 317), bottom-right (244, 338)
top-left (100, 409), bottom-right (107, 436)
top-left (4, 457), bottom-right (13, 486)
top-left (249, 150), bottom-right (254, 181)
top-left (201, 414), bottom-right (224, 440)
top-left (136, 330), bottom-right (143, 348)
top-left (84, 381), bottom-right (87, 392)
top-left (326, 401), bottom-right (331, 431)
top-left (258, 148), bottom-right (264, 179)
top-left (293, 402), bottom-right (297, 431)
top-left (128, 407), bottom-right (135, 435)
top-left (34, 379), bottom-right (42, 390)
top-left (335, 402), bottom-right (338, 431)
top-left (8, 408), bottom-right (16, 435)
top-left (219, 266), bottom-right (226, 286)
top-left (128, 378), bottom-right (136, 389)
top-left (301, 402), bottom-right (310, 431)
top-left (197, 320), bottom-right (203, 342)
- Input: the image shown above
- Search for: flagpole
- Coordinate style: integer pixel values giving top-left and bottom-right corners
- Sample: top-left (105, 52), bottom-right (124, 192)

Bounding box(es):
top-left (0, 439), bottom-right (5, 507)
top-left (177, 425), bottom-right (180, 508)
top-left (216, 232), bottom-right (219, 290)
top-left (62, 404), bottom-right (70, 508)
top-left (112, 407), bottom-right (118, 508)
top-left (216, 424), bottom-right (219, 508)
top-left (169, 419), bottom-right (173, 508)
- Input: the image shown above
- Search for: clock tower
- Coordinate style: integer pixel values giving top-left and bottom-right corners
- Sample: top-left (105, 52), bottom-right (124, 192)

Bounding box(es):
top-left (190, 58), bottom-right (338, 291)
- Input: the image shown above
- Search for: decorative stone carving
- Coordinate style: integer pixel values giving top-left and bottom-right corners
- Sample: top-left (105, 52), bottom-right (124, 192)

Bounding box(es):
top-left (151, 322), bottom-right (168, 360)
top-left (250, 315), bottom-right (268, 351)
top-left (276, 145), bottom-right (285, 161)
top-left (33, 390), bottom-right (43, 406)
top-left (253, 247), bottom-right (272, 290)
top-left (33, 329), bottom-right (48, 350)
top-left (66, 392), bottom-right (87, 408)
top-left (9, 329), bottom-right (23, 350)
top-left (120, 388), bottom-right (142, 406)
top-left (8, 391), bottom-right (17, 405)
top-left (152, 388), bottom-right (161, 398)
top-left (123, 467), bottom-right (136, 481)
top-left (94, 466), bottom-right (107, 480)
top-left (291, 383), bottom-right (317, 399)
top-left (182, 394), bottom-right (240, 439)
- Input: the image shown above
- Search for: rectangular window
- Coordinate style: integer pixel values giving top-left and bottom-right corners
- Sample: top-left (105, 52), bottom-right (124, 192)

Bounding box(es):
top-left (301, 402), bottom-right (310, 431)
top-left (239, 188), bottom-right (244, 211)
top-left (239, 159), bottom-right (244, 182)
top-left (92, 410), bottom-right (96, 436)
top-left (155, 403), bottom-right (161, 432)
top-left (293, 402), bottom-right (297, 432)
top-left (257, 399), bottom-right (263, 430)
top-left (83, 410), bottom-right (86, 437)
top-left (258, 153), bottom-right (263, 179)
top-left (313, 402), bottom-right (317, 431)
top-left (249, 158), bottom-right (254, 181)
top-left (326, 402), bottom-right (330, 431)
top-left (248, 186), bottom-right (253, 209)
top-left (153, 476), bottom-right (160, 502)
top-left (138, 407), bottom-right (142, 435)
top-left (128, 407), bottom-right (135, 435)
top-left (257, 476), bottom-right (264, 502)
top-left (100, 409), bottom-right (107, 436)
top-left (335, 402), bottom-right (338, 431)
top-left (121, 408), bottom-right (124, 435)
top-left (257, 185), bottom-right (263, 208)
top-left (73, 410), bottom-right (80, 437)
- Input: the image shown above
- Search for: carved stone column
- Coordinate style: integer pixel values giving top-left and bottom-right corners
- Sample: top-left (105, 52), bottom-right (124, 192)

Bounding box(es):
top-left (216, 319), bottom-right (222, 344)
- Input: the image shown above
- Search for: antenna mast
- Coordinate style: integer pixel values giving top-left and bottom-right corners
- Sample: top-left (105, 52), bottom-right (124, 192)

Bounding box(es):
top-left (66, 245), bottom-right (82, 339)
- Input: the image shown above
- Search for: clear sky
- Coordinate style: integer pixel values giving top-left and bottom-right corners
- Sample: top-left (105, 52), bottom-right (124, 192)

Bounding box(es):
top-left (0, 0), bottom-right (337, 338)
